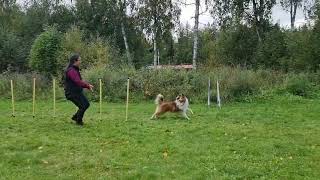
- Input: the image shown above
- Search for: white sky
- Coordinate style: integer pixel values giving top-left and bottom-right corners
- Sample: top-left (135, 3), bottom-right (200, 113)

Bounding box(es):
top-left (180, 1), bottom-right (307, 29)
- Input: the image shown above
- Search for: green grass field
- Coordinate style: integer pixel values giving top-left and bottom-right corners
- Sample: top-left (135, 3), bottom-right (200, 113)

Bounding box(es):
top-left (0, 97), bottom-right (319, 179)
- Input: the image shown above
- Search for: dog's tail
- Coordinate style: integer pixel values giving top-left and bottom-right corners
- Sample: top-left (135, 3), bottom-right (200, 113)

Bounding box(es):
top-left (155, 94), bottom-right (164, 105)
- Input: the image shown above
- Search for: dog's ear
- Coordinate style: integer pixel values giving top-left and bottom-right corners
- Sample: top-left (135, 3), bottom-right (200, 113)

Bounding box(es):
top-left (181, 94), bottom-right (185, 97)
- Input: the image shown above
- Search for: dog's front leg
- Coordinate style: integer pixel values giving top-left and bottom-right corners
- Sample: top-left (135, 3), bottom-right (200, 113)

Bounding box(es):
top-left (182, 112), bottom-right (190, 120)
top-left (151, 107), bottom-right (159, 120)
top-left (150, 113), bottom-right (155, 119)
top-left (188, 108), bottom-right (194, 114)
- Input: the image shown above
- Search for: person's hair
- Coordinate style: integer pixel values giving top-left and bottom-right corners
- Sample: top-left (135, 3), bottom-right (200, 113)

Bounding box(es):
top-left (68, 54), bottom-right (80, 68)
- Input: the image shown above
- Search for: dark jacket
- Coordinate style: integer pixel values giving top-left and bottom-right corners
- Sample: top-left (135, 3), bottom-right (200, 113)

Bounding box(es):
top-left (64, 65), bottom-right (89, 98)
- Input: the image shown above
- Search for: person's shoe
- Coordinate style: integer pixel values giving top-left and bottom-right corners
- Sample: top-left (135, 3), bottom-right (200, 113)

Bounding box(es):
top-left (71, 116), bottom-right (77, 121)
top-left (71, 114), bottom-right (78, 121)
top-left (76, 120), bottom-right (84, 126)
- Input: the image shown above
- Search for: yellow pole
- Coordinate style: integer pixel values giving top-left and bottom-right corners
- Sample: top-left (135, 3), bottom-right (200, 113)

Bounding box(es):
top-left (99, 78), bottom-right (102, 119)
top-left (53, 78), bottom-right (56, 117)
top-left (33, 77), bottom-right (36, 118)
top-left (125, 78), bottom-right (130, 121)
top-left (10, 80), bottom-right (15, 117)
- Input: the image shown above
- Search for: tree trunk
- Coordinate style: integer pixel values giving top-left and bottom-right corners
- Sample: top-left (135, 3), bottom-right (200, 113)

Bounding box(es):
top-left (153, 11), bottom-right (158, 68)
top-left (153, 20), bottom-right (157, 67)
top-left (169, 37), bottom-right (174, 64)
top-left (290, 0), bottom-right (294, 29)
top-left (252, 0), bottom-right (262, 42)
top-left (153, 38), bottom-right (157, 67)
top-left (192, 0), bottom-right (200, 69)
top-left (291, 0), bottom-right (298, 29)
top-left (121, 22), bottom-right (132, 65)
top-left (157, 49), bottom-right (160, 65)
top-left (119, 0), bottom-right (132, 65)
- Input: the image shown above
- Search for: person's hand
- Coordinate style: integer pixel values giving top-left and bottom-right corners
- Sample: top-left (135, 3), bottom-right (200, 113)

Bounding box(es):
top-left (89, 84), bottom-right (94, 91)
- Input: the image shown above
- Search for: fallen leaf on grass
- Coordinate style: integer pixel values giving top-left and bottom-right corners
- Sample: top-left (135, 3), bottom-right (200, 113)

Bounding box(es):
top-left (42, 160), bottom-right (49, 164)
top-left (163, 152), bottom-right (168, 159)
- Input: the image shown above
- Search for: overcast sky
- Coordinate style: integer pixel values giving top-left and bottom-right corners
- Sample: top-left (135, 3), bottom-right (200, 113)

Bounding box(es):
top-left (180, 2), bottom-right (306, 29)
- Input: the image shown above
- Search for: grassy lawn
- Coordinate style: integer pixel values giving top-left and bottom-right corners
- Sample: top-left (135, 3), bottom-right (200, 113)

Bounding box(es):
top-left (0, 97), bottom-right (319, 179)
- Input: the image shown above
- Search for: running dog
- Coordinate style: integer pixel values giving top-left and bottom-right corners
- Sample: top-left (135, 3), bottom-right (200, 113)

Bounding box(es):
top-left (150, 94), bottom-right (193, 120)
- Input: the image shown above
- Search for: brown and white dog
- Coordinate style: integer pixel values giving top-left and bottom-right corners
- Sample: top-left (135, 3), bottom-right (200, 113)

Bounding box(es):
top-left (150, 94), bottom-right (193, 120)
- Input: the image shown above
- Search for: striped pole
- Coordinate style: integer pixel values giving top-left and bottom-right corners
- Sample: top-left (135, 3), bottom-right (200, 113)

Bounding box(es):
top-left (10, 80), bottom-right (15, 117)
top-left (125, 78), bottom-right (130, 121)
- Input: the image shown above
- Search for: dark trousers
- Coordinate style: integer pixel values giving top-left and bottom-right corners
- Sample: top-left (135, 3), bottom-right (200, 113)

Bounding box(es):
top-left (67, 93), bottom-right (90, 121)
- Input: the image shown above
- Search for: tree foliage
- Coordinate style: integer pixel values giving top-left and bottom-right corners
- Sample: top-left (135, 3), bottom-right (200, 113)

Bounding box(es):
top-left (29, 27), bottom-right (62, 76)
top-left (0, 0), bottom-right (319, 73)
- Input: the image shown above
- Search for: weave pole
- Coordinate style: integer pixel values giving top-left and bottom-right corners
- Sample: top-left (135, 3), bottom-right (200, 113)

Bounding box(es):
top-left (10, 80), bottom-right (15, 117)
top-left (208, 77), bottom-right (211, 106)
top-left (53, 78), bottom-right (56, 117)
top-left (217, 80), bottom-right (221, 109)
top-left (33, 78), bottom-right (36, 118)
top-left (125, 78), bottom-right (130, 121)
top-left (99, 78), bottom-right (102, 119)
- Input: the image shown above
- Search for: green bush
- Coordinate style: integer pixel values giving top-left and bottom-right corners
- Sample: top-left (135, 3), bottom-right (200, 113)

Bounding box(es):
top-left (56, 26), bottom-right (86, 71)
top-left (0, 73), bottom-right (64, 101)
top-left (214, 25), bottom-right (259, 67)
top-left (57, 26), bottom-right (121, 72)
top-left (83, 66), bottom-right (283, 103)
top-left (284, 74), bottom-right (314, 97)
top-left (227, 72), bottom-right (260, 99)
top-left (0, 28), bottom-right (25, 72)
top-left (1, 67), bottom-right (318, 103)
top-left (135, 68), bottom-right (207, 102)
top-left (285, 28), bottom-right (314, 72)
top-left (255, 26), bottom-right (288, 69)
top-left (211, 67), bottom-right (266, 101)
top-left (29, 27), bottom-right (62, 77)
top-left (82, 66), bottom-right (133, 102)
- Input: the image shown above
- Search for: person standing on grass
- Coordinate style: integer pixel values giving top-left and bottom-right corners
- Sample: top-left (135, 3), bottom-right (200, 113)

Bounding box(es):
top-left (64, 54), bottom-right (94, 126)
